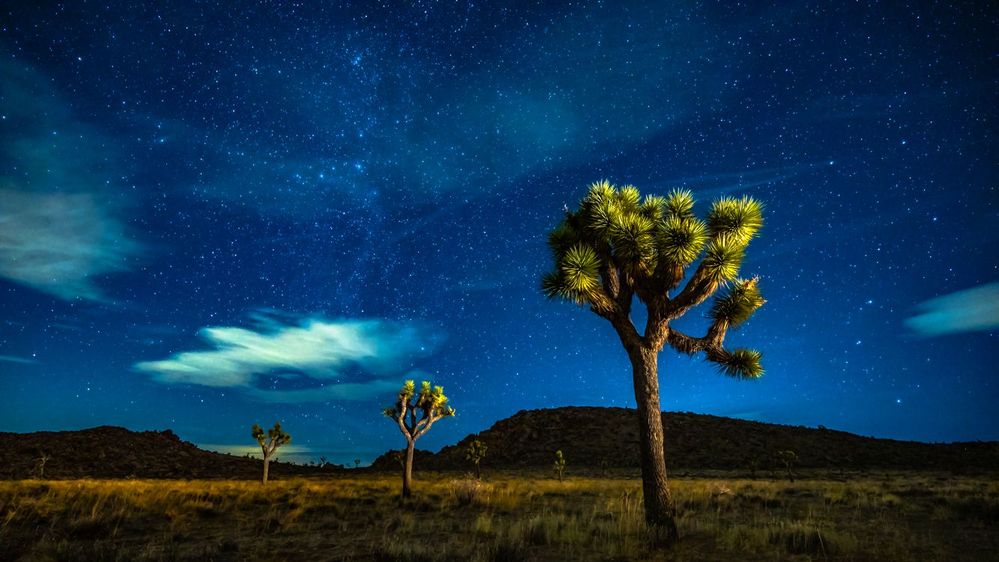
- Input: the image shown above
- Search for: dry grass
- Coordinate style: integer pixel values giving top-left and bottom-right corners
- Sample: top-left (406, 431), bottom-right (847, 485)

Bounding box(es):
top-left (1, 473), bottom-right (997, 561)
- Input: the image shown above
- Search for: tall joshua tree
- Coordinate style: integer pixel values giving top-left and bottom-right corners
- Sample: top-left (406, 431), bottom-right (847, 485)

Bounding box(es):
top-left (542, 181), bottom-right (766, 544)
top-left (251, 422), bottom-right (291, 485)
top-left (383, 380), bottom-right (455, 498)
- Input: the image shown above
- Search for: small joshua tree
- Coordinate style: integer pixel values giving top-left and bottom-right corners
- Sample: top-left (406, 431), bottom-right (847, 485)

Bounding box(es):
top-left (553, 450), bottom-right (567, 482)
top-left (776, 450), bottom-right (798, 483)
top-left (383, 379), bottom-right (455, 498)
top-left (466, 439), bottom-right (488, 480)
top-left (251, 422), bottom-right (291, 485)
top-left (354, 458), bottom-right (361, 469)
top-left (34, 452), bottom-right (51, 479)
top-left (542, 181), bottom-right (766, 544)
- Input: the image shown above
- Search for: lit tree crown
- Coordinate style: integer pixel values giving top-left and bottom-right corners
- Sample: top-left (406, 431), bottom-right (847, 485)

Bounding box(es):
top-left (252, 421), bottom-right (291, 457)
top-left (466, 439), bottom-right (488, 462)
top-left (384, 379), bottom-right (455, 441)
top-left (542, 181), bottom-right (767, 378)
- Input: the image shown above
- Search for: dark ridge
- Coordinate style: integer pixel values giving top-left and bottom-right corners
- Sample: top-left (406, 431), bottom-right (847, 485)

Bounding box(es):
top-left (0, 425), bottom-right (344, 480)
top-left (370, 407), bottom-right (999, 473)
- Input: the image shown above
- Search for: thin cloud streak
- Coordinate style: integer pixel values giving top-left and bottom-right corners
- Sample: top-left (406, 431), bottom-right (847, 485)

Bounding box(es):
top-left (0, 354), bottom-right (37, 365)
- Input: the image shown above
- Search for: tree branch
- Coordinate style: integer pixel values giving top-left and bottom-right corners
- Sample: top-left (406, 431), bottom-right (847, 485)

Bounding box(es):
top-left (664, 263), bottom-right (720, 320)
top-left (396, 399), bottom-right (413, 441)
top-left (414, 412), bottom-right (439, 440)
top-left (664, 320), bottom-right (731, 361)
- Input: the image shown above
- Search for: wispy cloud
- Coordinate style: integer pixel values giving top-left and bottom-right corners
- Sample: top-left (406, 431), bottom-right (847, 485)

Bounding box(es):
top-left (0, 354), bottom-right (37, 365)
top-left (0, 189), bottom-right (139, 300)
top-left (134, 313), bottom-right (443, 402)
top-left (0, 61), bottom-right (140, 301)
top-left (905, 282), bottom-right (999, 337)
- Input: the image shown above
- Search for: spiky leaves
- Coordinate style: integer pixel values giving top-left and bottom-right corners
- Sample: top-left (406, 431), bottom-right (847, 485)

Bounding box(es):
top-left (252, 422), bottom-right (291, 449)
top-left (561, 244), bottom-right (601, 294)
top-left (542, 180), bottom-right (765, 375)
top-left (717, 348), bottom-right (764, 379)
top-left (415, 381), bottom-right (456, 419)
top-left (610, 213), bottom-right (656, 266)
top-left (664, 189), bottom-right (695, 220)
top-left (545, 181), bottom-right (698, 307)
top-left (658, 215), bottom-right (707, 267)
top-left (708, 196), bottom-right (763, 244)
top-left (710, 277), bottom-right (766, 327)
top-left (701, 235), bottom-right (745, 284)
top-left (542, 243), bottom-right (601, 304)
top-left (384, 379), bottom-right (455, 442)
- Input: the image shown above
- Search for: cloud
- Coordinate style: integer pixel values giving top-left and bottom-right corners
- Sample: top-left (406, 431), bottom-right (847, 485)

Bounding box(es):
top-left (134, 313), bottom-right (443, 402)
top-left (0, 354), bottom-right (37, 365)
top-left (0, 61), bottom-right (140, 301)
top-left (0, 189), bottom-right (138, 300)
top-left (905, 282), bottom-right (999, 337)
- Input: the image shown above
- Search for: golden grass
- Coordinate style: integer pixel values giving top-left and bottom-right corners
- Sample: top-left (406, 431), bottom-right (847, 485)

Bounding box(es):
top-left (1, 473), bottom-right (997, 561)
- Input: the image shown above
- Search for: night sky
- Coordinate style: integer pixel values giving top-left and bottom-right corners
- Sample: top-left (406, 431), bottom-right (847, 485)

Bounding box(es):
top-left (1, 2), bottom-right (996, 465)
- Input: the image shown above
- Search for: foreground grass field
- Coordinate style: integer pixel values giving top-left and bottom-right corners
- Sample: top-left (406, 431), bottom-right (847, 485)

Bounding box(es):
top-left (2, 472), bottom-right (997, 561)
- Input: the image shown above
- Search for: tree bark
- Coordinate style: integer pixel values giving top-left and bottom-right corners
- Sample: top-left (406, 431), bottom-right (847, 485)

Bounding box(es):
top-left (629, 344), bottom-right (678, 546)
top-left (262, 457), bottom-right (270, 485)
top-left (402, 440), bottom-right (415, 498)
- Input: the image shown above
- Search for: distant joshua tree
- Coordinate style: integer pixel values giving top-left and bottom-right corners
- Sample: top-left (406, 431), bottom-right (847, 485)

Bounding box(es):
top-left (251, 422), bottom-right (291, 485)
top-left (383, 380), bottom-right (455, 498)
top-left (354, 458), bottom-right (361, 469)
top-left (465, 439), bottom-right (488, 480)
top-left (776, 450), bottom-right (798, 483)
top-left (553, 450), bottom-right (567, 482)
top-left (34, 452), bottom-right (51, 479)
top-left (542, 181), bottom-right (766, 544)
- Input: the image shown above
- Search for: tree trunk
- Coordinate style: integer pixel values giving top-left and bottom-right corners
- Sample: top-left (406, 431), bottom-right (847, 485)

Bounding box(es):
top-left (629, 344), bottom-right (678, 546)
top-left (262, 457), bottom-right (270, 485)
top-left (402, 441), bottom-right (414, 498)
top-left (475, 462), bottom-right (481, 481)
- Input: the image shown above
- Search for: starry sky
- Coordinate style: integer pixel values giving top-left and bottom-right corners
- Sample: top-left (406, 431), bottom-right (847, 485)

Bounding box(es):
top-left (1, 2), bottom-right (996, 465)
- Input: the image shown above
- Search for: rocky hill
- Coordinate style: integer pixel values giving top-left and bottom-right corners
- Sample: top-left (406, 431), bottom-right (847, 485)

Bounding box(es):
top-left (0, 426), bottom-right (340, 480)
top-left (371, 407), bottom-right (999, 473)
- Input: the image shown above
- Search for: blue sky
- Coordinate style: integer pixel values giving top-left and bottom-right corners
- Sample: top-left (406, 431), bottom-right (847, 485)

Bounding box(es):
top-left (0, 1), bottom-right (996, 465)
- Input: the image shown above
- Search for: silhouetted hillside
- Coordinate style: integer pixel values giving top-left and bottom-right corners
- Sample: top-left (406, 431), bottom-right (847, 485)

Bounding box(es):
top-left (371, 407), bottom-right (999, 473)
top-left (0, 426), bottom-right (340, 479)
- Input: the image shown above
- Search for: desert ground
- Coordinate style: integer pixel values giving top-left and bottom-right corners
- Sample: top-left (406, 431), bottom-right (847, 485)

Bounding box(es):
top-left (2, 471), bottom-right (997, 561)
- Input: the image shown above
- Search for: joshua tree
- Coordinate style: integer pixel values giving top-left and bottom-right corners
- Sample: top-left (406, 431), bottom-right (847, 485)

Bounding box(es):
top-left (776, 450), bottom-right (798, 482)
top-left (251, 422), bottom-right (291, 485)
top-left (465, 439), bottom-right (488, 480)
top-left (383, 379), bottom-right (455, 498)
top-left (34, 452), bottom-right (51, 479)
top-left (553, 450), bottom-right (567, 482)
top-left (542, 181), bottom-right (766, 544)
top-left (354, 458), bottom-right (361, 469)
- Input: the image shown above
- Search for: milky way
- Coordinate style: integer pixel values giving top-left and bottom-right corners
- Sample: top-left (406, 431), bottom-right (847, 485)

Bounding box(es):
top-left (1, 2), bottom-right (996, 464)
